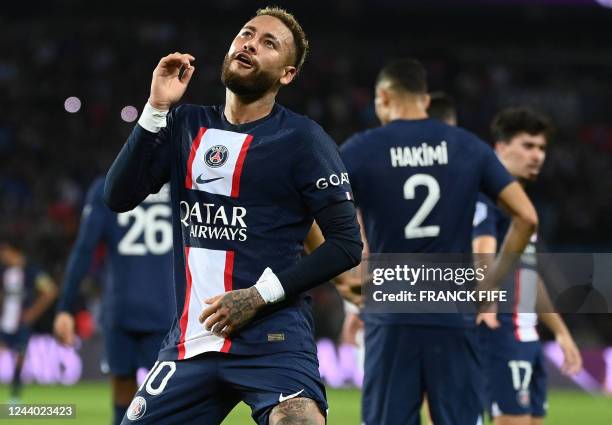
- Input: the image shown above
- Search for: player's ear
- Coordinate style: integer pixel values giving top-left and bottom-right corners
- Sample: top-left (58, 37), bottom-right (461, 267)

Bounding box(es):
top-left (279, 66), bottom-right (297, 86)
top-left (422, 93), bottom-right (431, 110)
top-left (376, 87), bottom-right (390, 107)
top-left (494, 140), bottom-right (507, 155)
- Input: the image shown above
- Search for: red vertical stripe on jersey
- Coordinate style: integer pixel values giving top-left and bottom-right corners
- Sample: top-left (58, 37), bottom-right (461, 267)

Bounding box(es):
top-left (224, 251), bottom-right (234, 292)
top-left (230, 134), bottom-right (253, 198)
top-left (513, 269), bottom-right (521, 341)
top-left (178, 247), bottom-right (192, 359)
top-left (184, 128), bottom-right (207, 189)
top-left (221, 250), bottom-right (234, 353)
top-left (221, 338), bottom-right (232, 353)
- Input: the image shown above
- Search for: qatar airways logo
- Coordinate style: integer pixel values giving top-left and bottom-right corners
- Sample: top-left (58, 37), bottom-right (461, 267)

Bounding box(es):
top-left (180, 201), bottom-right (247, 241)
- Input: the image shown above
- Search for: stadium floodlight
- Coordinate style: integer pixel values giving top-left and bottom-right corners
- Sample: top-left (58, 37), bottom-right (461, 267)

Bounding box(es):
top-left (595, 0), bottom-right (612, 8)
top-left (121, 105), bottom-right (138, 122)
top-left (64, 96), bottom-right (81, 113)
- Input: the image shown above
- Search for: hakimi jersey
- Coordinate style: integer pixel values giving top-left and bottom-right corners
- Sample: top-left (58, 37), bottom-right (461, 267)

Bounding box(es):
top-left (473, 193), bottom-right (539, 341)
top-left (121, 104), bottom-right (353, 361)
top-left (340, 118), bottom-right (514, 327)
top-left (1, 264), bottom-right (52, 334)
top-left (57, 177), bottom-right (174, 332)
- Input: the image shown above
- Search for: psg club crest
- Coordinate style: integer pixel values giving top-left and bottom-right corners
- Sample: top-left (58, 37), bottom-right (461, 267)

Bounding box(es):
top-left (204, 145), bottom-right (229, 168)
top-left (127, 396), bottom-right (147, 421)
top-left (517, 389), bottom-right (530, 408)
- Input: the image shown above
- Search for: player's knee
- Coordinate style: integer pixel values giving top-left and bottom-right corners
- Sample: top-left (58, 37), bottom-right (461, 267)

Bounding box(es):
top-left (269, 397), bottom-right (325, 425)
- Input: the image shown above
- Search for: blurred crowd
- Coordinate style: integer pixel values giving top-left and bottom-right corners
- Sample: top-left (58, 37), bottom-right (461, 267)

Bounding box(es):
top-left (1, 1), bottom-right (611, 339)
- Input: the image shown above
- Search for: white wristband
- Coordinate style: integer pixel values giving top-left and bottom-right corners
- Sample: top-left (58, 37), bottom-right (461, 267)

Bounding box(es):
top-left (254, 267), bottom-right (286, 304)
top-left (343, 300), bottom-right (360, 315)
top-left (138, 102), bottom-right (168, 133)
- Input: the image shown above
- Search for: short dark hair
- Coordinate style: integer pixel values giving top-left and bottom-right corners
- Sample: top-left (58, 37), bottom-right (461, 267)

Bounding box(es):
top-left (376, 58), bottom-right (428, 94)
top-left (428, 92), bottom-right (456, 123)
top-left (256, 6), bottom-right (309, 73)
top-left (491, 107), bottom-right (553, 143)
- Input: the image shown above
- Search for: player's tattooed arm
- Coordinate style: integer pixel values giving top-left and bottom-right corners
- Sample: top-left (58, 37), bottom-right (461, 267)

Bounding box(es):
top-left (199, 287), bottom-right (265, 337)
top-left (269, 397), bottom-right (325, 425)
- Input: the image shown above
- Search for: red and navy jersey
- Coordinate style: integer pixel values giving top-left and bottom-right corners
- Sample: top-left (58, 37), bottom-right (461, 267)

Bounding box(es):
top-left (473, 193), bottom-right (539, 341)
top-left (57, 177), bottom-right (174, 332)
top-left (115, 104), bottom-right (352, 360)
top-left (341, 119), bottom-right (514, 327)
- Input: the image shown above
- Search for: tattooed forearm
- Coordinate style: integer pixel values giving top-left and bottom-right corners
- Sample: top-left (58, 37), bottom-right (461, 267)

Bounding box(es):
top-left (201, 287), bottom-right (266, 337)
top-left (270, 398), bottom-right (325, 425)
top-left (221, 287), bottom-right (265, 328)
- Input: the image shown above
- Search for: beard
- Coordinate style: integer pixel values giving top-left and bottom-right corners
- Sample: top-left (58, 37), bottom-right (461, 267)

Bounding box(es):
top-left (220, 54), bottom-right (279, 98)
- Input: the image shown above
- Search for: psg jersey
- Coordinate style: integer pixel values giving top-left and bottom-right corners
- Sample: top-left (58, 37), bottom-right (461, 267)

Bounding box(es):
top-left (473, 193), bottom-right (539, 341)
top-left (340, 118), bottom-right (514, 327)
top-left (58, 177), bottom-right (175, 332)
top-left (114, 103), bottom-right (353, 360)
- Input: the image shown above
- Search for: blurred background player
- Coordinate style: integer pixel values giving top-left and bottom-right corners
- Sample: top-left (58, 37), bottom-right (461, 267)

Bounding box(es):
top-left (53, 176), bottom-right (174, 425)
top-left (473, 107), bottom-right (582, 425)
top-left (427, 91), bottom-right (457, 126)
top-left (340, 58), bottom-right (538, 425)
top-left (422, 89), bottom-right (459, 425)
top-left (312, 89), bottom-right (464, 422)
top-left (0, 230), bottom-right (58, 403)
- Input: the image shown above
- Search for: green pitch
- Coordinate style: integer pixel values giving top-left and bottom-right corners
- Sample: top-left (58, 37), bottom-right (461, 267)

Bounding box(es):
top-left (2, 382), bottom-right (611, 424)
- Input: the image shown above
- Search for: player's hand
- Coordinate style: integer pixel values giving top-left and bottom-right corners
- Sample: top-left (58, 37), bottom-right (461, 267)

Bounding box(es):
top-left (476, 312), bottom-right (500, 329)
top-left (556, 332), bottom-right (582, 376)
top-left (149, 52), bottom-right (196, 111)
top-left (199, 287), bottom-right (266, 338)
top-left (53, 312), bottom-right (76, 346)
top-left (335, 272), bottom-right (368, 307)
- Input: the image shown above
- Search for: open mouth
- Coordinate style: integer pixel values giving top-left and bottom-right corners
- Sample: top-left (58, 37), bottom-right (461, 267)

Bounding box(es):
top-left (234, 52), bottom-right (253, 68)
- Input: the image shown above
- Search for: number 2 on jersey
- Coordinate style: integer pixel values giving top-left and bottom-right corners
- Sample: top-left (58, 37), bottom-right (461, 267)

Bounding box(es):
top-left (118, 205), bottom-right (172, 255)
top-left (403, 174), bottom-right (440, 239)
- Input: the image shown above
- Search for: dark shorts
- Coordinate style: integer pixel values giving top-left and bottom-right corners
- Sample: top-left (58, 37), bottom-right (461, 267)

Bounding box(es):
top-left (0, 327), bottom-right (31, 353)
top-left (104, 326), bottom-right (166, 377)
top-left (120, 350), bottom-right (327, 425)
top-left (362, 324), bottom-right (483, 425)
top-left (481, 327), bottom-right (547, 418)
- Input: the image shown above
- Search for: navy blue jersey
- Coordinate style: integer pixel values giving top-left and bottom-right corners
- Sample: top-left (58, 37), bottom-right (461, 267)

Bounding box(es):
top-left (108, 104), bottom-right (353, 360)
top-left (472, 193), bottom-right (510, 249)
top-left (473, 193), bottom-right (539, 340)
top-left (57, 177), bottom-right (174, 332)
top-left (341, 119), bottom-right (513, 326)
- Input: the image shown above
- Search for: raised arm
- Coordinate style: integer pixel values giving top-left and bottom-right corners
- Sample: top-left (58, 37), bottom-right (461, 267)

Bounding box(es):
top-left (104, 53), bottom-right (195, 211)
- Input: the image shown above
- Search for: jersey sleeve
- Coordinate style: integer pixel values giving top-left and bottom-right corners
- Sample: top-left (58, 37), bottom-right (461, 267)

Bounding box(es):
top-left (104, 107), bottom-right (174, 212)
top-left (472, 193), bottom-right (498, 239)
top-left (293, 122), bottom-right (354, 215)
top-left (339, 134), bottom-right (363, 207)
top-left (56, 178), bottom-right (108, 313)
top-left (478, 141), bottom-right (514, 200)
